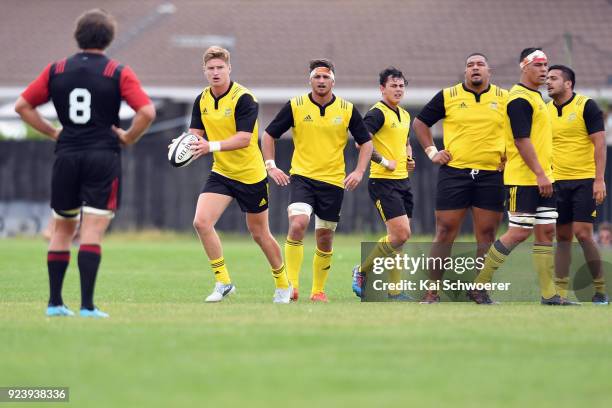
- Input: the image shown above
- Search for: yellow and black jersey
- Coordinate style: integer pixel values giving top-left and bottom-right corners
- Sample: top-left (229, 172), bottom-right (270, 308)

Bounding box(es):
top-left (505, 83), bottom-right (553, 186)
top-left (548, 93), bottom-right (605, 180)
top-left (265, 93), bottom-right (371, 188)
top-left (190, 81), bottom-right (266, 184)
top-left (363, 101), bottom-right (411, 179)
top-left (416, 83), bottom-right (508, 171)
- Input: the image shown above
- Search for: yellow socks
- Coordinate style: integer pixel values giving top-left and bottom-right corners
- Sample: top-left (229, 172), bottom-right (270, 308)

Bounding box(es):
top-left (210, 256), bottom-right (231, 284)
top-left (272, 264), bottom-right (289, 289)
top-left (285, 238), bottom-right (304, 289)
top-left (593, 278), bottom-right (607, 295)
top-left (533, 244), bottom-right (557, 299)
top-left (475, 240), bottom-right (510, 284)
top-left (312, 248), bottom-right (333, 295)
top-left (361, 235), bottom-right (396, 273)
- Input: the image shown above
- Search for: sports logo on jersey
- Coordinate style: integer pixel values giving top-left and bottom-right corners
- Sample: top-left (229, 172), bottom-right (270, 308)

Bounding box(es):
top-left (304, 114), bottom-right (313, 122)
top-left (568, 112), bottom-right (577, 122)
top-left (224, 108), bottom-right (232, 117)
top-left (259, 197), bottom-right (267, 207)
top-left (459, 102), bottom-right (468, 109)
top-left (391, 122), bottom-right (397, 128)
top-left (203, 108), bottom-right (208, 115)
top-left (592, 209), bottom-right (597, 217)
top-left (490, 102), bottom-right (498, 110)
top-left (333, 116), bottom-right (342, 125)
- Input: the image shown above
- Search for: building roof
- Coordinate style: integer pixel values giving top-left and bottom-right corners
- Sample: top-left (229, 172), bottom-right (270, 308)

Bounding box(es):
top-left (2, 0), bottom-right (611, 91)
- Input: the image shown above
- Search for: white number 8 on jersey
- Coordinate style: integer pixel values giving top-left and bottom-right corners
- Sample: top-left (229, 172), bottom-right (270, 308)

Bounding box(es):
top-left (69, 88), bottom-right (91, 124)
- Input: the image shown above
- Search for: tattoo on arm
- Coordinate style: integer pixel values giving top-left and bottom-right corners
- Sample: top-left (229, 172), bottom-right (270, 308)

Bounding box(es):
top-left (371, 148), bottom-right (383, 164)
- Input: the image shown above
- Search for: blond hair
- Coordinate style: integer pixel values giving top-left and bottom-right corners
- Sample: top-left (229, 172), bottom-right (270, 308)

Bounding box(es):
top-left (203, 46), bottom-right (230, 65)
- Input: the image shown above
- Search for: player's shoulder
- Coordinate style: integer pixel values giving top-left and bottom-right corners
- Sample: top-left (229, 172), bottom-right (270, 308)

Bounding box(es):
top-left (230, 82), bottom-right (257, 102)
top-left (508, 84), bottom-right (532, 101)
top-left (574, 93), bottom-right (590, 107)
top-left (290, 93), bottom-right (309, 107)
top-left (443, 83), bottom-right (463, 98)
top-left (368, 102), bottom-right (384, 113)
top-left (335, 95), bottom-right (353, 111)
top-left (491, 84), bottom-right (509, 98)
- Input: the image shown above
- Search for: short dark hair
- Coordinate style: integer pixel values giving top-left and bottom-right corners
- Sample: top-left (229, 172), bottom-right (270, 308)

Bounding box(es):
top-left (379, 66), bottom-right (407, 86)
top-left (309, 58), bottom-right (335, 73)
top-left (74, 9), bottom-right (116, 50)
top-left (519, 47), bottom-right (542, 62)
top-left (466, 52), bottom-right (488, 63)
top-left (548, 64), bottom-right (576, 89)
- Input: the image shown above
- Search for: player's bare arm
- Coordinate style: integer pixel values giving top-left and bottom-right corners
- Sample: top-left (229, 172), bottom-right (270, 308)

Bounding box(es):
top-left (514, 138), bottom-right (552, 197)
top-left (262, 131), bottom-right (290, 187)
top-left (412, 117), bottom-right (451, 165)
top-left (592, 130), bottom-right (607, 204)
top-left (112, 103), bottom-right (155, 145)
top-left (14, 96), bottom-right (61, 140)
top-left (344, 140), bottom-right (373, 191)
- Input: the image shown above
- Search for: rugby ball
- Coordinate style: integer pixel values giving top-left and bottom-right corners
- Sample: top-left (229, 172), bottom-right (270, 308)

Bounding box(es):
top-left (168, 132), bottom-right (199, 167)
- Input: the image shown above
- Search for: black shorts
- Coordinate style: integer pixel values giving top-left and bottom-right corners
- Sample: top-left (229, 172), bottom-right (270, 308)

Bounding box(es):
top-left (289, 174), bottom-right (344, 222)
top-left (555, 179), bottom-right (596, 224)
top-left (202, 172), bottom-right (268, 213)
top-left (51, 150), bottom-right (121, 215)
top-left (506, 185), bottom-right (557, 214)
top-left (436, 165), bottom-right (504, 212)
top-left (368, 178), bottom-right (413, 221)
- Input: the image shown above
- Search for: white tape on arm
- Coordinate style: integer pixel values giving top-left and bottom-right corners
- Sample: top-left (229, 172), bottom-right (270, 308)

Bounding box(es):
top-left (265, 160), bottom-right (277, 170)
top-left (209, 141), bottom-right (221, 152)
top-left (425, 146), bottom-right (439, 160)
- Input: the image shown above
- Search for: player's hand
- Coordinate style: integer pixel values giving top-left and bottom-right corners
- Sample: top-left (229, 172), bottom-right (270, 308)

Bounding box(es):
top-left (386, 160), bottom-right (397, 171)
top-left (497, 155), bottom-right (507, 172)
top-left (191, 137), bottom-right (210, 159)
top-left (51, 127), bottom-right (62, 141)
top-left (594, 179), bottom-right (606, 205)
top-left (112, 125), bottom-right (128, 145)
top-left (431, 150), bottom-right (451, 165)
top-left (268, 168), bottom-right (290, 186)
top-left (536, 173), bottom-right (553, 198)
top-left (344, 169), bottom-right (364, 191)
top-left (407, 158), bottom-right (416, 172)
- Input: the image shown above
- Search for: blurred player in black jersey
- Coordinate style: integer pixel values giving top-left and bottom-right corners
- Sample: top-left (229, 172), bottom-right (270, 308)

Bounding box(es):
top-left (15, 9), bottom-right (155, 318)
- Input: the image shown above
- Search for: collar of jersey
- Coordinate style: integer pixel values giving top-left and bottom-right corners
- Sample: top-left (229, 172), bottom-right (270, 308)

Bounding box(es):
top-left (461, 83), bottom-right (491, 102)
top-left (517, 82), bottom-right (543, 94)
top-left (308, 92), bottom-right (336, 116)
top-left (379, 100), bottom-right (401, 121)
top-left (210, 81), bottom-right (234, 102)
top-left (553, 92), bottom-right (576, 116)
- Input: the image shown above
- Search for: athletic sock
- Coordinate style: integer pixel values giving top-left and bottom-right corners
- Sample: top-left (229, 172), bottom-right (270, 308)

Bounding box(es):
top-left (475, 240), bottom-right (510, 284)
top-left (47, 251), bottom-right (70, 306)
top-left (533, 244), bottom-right (557, 299)
top-left (361, 235), bottom-right (397, 273)
top-left (312, 247), bottom-right (333, 295)
top-left (78, 244), bottom-right (101, 310)
top-left (272, 264), bottom-right (289, 289)
top-left (554, 277), bottom-right (570, 299)
top-left (593, 277), bottom-right (607, 295)
top-left (284, 238), bottom-right (304, 289)
top-left (210, 256), bottom-right (231, 284)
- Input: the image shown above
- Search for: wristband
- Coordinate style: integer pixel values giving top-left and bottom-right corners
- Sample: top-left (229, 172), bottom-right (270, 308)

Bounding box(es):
top-left (380, 157), bottom-right (390, 168)
top-left (265, 160), bottom-right (277, 170)
top-left (425, 146), bottom-right (438, 160)
top-left (209, 141), bottom-right (221, 152)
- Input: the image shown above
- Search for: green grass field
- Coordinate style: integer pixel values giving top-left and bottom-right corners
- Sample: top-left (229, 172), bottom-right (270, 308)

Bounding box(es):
top-left (1, 232), bottom-right (611, 407)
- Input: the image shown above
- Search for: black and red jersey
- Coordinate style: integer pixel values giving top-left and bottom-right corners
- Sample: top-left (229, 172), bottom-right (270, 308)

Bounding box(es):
top-left (21, 52), bottom-right (151, 153)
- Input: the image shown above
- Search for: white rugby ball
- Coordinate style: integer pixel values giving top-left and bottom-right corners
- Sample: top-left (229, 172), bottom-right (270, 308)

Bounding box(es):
top-left (168, 132), bottom-right (199, 168)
